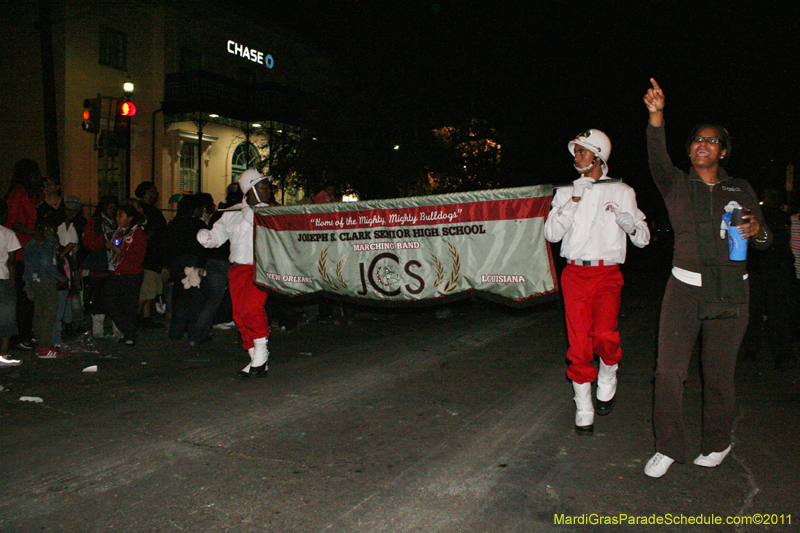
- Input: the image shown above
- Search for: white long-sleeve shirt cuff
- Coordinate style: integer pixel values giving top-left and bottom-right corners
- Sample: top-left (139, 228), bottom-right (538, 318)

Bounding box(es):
top-left (629, 221), bottom-right (650, 248)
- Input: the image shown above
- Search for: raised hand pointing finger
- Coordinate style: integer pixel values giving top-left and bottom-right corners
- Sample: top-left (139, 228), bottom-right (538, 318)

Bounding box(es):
top-left (644, 77), bottom-right (665, 112)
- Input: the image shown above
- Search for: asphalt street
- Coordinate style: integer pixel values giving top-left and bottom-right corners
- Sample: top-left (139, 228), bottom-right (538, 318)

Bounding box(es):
top-left (1, 251), bottom-right (798, 532)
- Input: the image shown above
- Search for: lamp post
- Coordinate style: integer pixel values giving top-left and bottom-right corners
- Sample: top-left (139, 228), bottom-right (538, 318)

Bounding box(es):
top-left (123, 81), bottom-right (134, 198)
top-left (195, 111), bottom-right (207, 193)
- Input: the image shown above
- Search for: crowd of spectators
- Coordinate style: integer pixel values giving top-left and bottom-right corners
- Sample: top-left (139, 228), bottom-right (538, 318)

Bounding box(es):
top-left (1, 160), bottom-right (345, 369)
top-left (0, 160), bottom-right (282, 366)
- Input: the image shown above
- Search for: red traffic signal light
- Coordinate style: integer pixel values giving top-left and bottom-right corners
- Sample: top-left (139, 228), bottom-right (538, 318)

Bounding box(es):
top-left (115, 99), bottom-right (136, 137)
top-left (119, 101), bottom-right (137, 117)
top-left (82, 97), bottom-right (101, 133)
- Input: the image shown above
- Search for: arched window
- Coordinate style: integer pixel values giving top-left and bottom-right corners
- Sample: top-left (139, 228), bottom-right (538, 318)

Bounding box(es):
top-left (231, 142), bottom-right (260, 183)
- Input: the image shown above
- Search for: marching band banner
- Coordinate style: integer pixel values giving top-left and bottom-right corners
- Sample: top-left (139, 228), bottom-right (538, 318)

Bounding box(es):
top-left (252, 185), bottom-right (558, 307)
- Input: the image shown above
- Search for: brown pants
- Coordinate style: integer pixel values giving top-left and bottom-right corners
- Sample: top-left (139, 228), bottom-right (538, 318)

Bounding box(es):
top-left (654, 275), bottom-right (749, 463)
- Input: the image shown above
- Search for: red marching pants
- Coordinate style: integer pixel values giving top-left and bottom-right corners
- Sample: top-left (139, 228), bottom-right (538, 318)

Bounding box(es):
top-left (228, 263), bottom-right (269, 350)
top-left (561, 264), bottom-right (624, 384)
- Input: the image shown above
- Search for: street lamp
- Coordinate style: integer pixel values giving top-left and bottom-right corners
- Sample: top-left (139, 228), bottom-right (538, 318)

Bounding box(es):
top-left (122, 80), bottom-right (134, 197)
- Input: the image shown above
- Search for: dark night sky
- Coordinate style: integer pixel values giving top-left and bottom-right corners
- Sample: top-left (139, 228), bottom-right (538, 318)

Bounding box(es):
top-left (258, 1), bottom-right (799, 214)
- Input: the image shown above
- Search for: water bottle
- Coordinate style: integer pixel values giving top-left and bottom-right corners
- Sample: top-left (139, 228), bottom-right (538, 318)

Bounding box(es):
top-left (723, 206), bottom-right (749, 261)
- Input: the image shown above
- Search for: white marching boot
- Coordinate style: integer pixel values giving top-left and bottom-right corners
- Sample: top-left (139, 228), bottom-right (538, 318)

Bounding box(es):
top-left (596, 361), bottom-right (618, 416)
top-left (92, 314), bottom-right (105, 339)
top-left (249, 337), bottom-right (269, 378)
top-left (237, 347), bottom-right (255, 377)
top-left (572, 381), bottom-right (595, 435)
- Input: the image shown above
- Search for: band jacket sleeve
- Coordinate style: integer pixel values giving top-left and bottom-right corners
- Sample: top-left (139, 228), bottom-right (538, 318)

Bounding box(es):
top-left (197, 212), bottom-right (231, 249)
top-left (621, 186), bottom-right (650, 249)
top-left (544, 188), bottom-right (578, 243)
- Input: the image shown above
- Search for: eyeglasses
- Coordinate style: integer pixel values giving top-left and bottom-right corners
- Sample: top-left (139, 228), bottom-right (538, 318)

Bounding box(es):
top-left (692, 136), bottom-right (721, 144)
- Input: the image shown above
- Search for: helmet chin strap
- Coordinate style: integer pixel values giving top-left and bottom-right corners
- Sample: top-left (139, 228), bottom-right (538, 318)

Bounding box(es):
top-left (248, 179), bottom-right (268, 206)
top-left (574, 155), bottom-right (598, 173)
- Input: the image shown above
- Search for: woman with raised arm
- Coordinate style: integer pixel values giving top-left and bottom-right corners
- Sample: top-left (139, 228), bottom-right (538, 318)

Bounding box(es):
top-left (642, 78), bottom-right (772, 478)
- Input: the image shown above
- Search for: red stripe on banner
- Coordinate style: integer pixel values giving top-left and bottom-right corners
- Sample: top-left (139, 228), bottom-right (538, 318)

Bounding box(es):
top-left (255, 196), bottom-right (551, 231)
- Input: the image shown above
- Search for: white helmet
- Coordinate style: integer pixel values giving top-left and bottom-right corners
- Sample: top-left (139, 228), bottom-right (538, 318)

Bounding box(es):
top-left (238, 169), bottom-right (270, 195)
top-left (568, 129), bottom-right (611, 176)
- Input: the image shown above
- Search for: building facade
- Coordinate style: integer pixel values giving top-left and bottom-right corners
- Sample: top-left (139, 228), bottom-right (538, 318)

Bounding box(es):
top-left (0, 0), bottom-right (341, 208)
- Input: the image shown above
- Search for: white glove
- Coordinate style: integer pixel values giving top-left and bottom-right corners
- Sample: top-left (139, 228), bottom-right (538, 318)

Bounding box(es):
top-left (571, 177), bottom-right (595, 199)
top-left (197, 229), bottom-right (213, 246)
top-left (615, 212), bottom-right (636, 234)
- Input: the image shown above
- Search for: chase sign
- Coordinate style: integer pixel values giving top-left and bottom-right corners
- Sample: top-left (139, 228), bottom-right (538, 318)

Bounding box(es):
top-left (227, 40), bottom-right (274, 69)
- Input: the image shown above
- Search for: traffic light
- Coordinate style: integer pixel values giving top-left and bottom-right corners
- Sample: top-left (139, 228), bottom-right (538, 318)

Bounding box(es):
top-left (115, 99), bottom-right (136, 135)
top-left (82, 98), bottom-right (101, 133)
top-left (118, 100), bottom-right (136, 117)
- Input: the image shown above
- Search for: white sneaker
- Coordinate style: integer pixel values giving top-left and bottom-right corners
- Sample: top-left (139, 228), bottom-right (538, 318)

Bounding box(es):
top-left (213, 321), bottom-right (237, 330)
top-left (694, 445), bottom-right (731, 467)
top-left (644, 452), bottom-right (675, 478)
top-left (0, 355), bottom-right (23, 367)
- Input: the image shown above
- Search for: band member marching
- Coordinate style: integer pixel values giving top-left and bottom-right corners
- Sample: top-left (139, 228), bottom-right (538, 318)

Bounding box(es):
top-left (545, 129), bottom-right (650, 434)
top-left (197, 169), bottom-right (272, 379)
